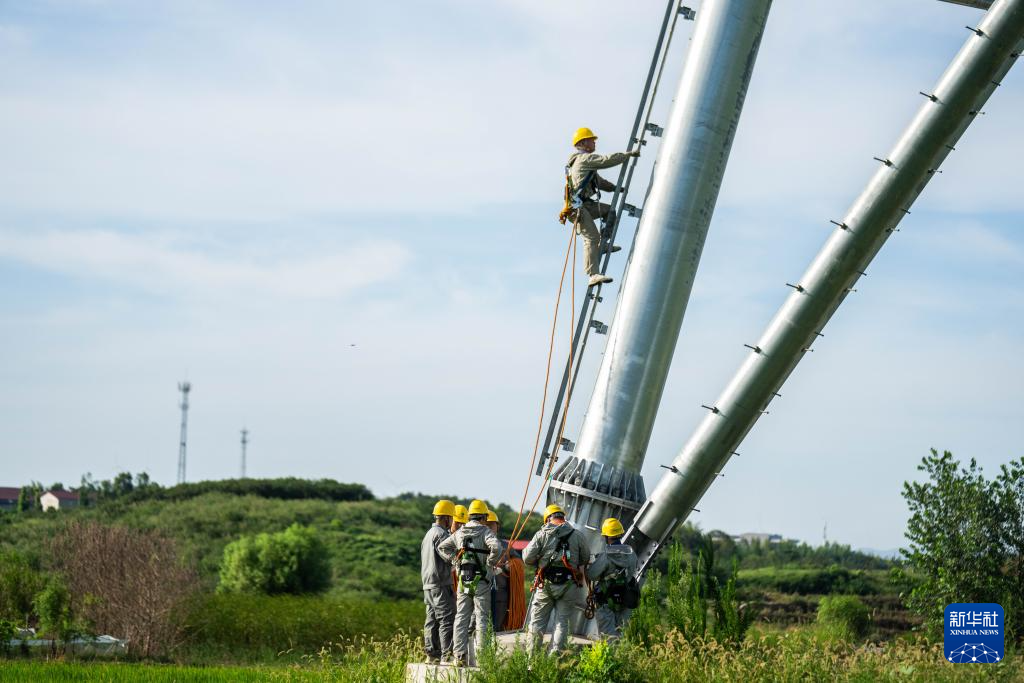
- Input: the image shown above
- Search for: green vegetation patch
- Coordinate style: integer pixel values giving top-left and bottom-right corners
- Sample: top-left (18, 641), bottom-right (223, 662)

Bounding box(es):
top-left (737, 565), bottom-right (890, 596)
top-left (183, 593), bottom-right (422, 657)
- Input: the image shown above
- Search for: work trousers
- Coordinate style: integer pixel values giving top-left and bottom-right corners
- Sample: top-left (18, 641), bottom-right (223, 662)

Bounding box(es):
top-left (491, 580), bottom-right (509, 632)
top-left (422, 587), bottom-right (455, 660)
top-left (454, 579), bottom-right (492, 664)
top-left (596, 604), bottom-right (632, 638)
top-left (527, 581), bottom-right (584, 653)
top-left (576, 201), bottom-right (610, 276)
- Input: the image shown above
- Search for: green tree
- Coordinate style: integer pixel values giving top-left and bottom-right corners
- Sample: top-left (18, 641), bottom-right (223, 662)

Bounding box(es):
top-left (33, 577), bottom-right (85, 651)
top-left (218, 523), bottom-right (331, 594)
top-left (899, 449), bottom-right (1024, 640)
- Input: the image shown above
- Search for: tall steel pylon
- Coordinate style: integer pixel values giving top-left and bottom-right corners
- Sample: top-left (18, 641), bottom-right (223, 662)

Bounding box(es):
top-left (177, 382), bottom-right (191, 484)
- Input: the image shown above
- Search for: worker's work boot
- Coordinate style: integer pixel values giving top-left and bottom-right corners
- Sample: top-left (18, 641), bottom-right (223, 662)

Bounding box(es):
top-left (588, 274), bottom-right (613, 286)
top-left (602, 243), bottom-right (621, 254)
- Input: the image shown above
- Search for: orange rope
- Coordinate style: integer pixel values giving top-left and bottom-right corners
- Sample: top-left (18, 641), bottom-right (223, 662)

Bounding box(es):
top-left (502, 557), bottom-right (527, 630)
top-left (507, 228), bottom-right (580, 550)
top-left (503, 226), bottom-right (576, 558)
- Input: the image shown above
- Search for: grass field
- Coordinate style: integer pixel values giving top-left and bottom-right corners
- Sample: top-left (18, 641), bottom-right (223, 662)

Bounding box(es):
top-left (3, 634), bottom-right (1020, 683)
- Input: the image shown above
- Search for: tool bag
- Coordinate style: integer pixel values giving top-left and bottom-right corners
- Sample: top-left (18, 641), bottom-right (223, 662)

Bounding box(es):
top-left (596, 567), bottom-right (641, 609)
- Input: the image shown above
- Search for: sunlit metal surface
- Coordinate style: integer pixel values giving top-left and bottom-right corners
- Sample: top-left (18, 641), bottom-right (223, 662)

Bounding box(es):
top-left (549, 0), bottom-right (774, 539)
top-left (627, 0), bottom-right (1024, 573)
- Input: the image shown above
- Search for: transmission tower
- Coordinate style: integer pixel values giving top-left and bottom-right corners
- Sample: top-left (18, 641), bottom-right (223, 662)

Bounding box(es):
top-left (240, 428), bottom-right (248, 478)
top-left (177, 382), bottom-right (191, 484)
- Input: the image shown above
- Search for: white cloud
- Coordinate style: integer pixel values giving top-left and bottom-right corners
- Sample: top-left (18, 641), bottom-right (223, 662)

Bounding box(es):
top-left (0, 229), bottom-right (412, 299)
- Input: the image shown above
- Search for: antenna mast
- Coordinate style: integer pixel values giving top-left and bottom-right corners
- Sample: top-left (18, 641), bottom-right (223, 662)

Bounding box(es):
top-left (240, 428), bottom-right (248, 478)
top-left (177, 382), bottom-right (191, 484)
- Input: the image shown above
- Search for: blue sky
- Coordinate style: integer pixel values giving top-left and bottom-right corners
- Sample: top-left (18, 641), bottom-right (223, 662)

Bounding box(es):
top-left (1, 0), bottom-right (1021, 551)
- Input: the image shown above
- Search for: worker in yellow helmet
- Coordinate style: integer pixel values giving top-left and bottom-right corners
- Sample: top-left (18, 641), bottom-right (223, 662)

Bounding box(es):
top-left (437, 499), bottom-right (502, 666)
top-left (421, 500), bottom-right (457, 663)
top-left (588, 517), bottom-right (639, 638)
top-left (523, 503), bottom-right (591, 654)
top-left (485, 509), bottom-right (512, 632)
top-left (561, 127), bottom-right (640, 287)
top-left (452, 504), bottom-right (468, 534)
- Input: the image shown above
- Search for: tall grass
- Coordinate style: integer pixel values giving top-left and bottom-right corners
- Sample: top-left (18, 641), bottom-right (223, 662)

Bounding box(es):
top-left (182, 593), bottom-right (421, 662)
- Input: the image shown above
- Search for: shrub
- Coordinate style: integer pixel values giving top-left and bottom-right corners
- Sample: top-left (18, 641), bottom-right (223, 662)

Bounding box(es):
top-left (218, 524), bottom-right (330, 595)
top-left (33, 576), bottom-right (85, 651)
top-left (817, 595), bottom-right (870, 641)
top-left (184, 593), bottom-right (421, 657)
top-left (52, 520), bottom-right (199, 657)
top-left (0, 618), bottom-right (17, 656)
top-left (0, 552), bottom-right (45, 625)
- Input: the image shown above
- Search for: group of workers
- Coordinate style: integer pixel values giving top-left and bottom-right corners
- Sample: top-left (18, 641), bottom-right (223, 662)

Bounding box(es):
top-left (420, 498), bottom-right (638, 666)
top-left (420, 499), bottom-right (515, 666)
top-left (418, 128), bottom-right (642, 666)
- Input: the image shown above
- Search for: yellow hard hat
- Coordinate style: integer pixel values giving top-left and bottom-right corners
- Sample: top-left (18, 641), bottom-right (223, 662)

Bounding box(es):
top-left (432, 499), bottom-right (456, 517)
top-left (601, 518), bottom-right (625, 538)
top-left (543, 504), bottom-right (564, 522)
top-left (453, 505), bottom-right (468, 524)
top-left (486, 510), bottom-right (499, 523)
top-left (467, 499), bottom-right (489, 516)
top-left (572, 127), bottom-right (597, 146)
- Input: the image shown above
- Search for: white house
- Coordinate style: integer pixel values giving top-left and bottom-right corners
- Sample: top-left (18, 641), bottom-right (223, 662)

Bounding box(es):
top-left (40, 490), bottom-right (80, 512)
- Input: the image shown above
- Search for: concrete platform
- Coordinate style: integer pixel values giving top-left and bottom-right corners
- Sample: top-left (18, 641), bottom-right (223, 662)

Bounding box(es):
top-left (406, 631), bottom-right (600, 681)
top-left (405, 663), bottom-right (475, 683)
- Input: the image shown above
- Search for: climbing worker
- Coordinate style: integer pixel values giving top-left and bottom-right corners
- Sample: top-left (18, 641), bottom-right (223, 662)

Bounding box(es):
top-left (451, 504), bottom-right (468, 533)
top-left (523, 503), bottom-right (591, 654)
top-left (421, 499), bottom-right (457, 664)
top-left (587, 517), bottom-right (640, 638)
top-left (559, 127), bottom-right (640, 287)
top-left (485, 510), bottom-right (511, 632)
top-left (437, 499), bottom-right (503, 667)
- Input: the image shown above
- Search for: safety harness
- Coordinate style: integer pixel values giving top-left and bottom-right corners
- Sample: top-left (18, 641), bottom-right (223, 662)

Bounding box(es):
top-left (558, 158), bottom-right (598, 225)
top-left (531, 532), bottom-right (583, 590)
top-left (456, 536), bottom-right (490, 596)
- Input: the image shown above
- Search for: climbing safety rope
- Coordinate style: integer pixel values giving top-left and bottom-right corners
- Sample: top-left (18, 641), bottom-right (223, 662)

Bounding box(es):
top-left (503, 223), bottom-right (578, 558)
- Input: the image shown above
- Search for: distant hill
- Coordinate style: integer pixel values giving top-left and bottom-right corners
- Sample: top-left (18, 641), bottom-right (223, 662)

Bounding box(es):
top-left (1, 475), bottom-right (895, 606)
top-left (0, 478), bottom-right (541, 601)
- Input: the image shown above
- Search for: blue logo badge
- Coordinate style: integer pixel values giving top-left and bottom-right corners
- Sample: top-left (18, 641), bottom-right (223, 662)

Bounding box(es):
top-left (944, 603), bottom-right (1004, 663)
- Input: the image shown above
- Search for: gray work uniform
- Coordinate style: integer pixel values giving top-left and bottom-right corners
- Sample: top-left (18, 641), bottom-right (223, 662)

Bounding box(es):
top-left (588, 542), bottom-right (639, 637)
top-left (437, 521), bottom-right (502, 664)
top-left (523, 521), bottom-right (591, 653)
top-left (420, 523), bottom-right (456, 660)
top-left (566, 151), bottom-right (630, 276)
top-left (491, 538), bottom-right (518, 631)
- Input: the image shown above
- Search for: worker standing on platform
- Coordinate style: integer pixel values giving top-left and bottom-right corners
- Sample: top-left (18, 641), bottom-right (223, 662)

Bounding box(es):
top-left (420, 500), bottom-right (457, 664)
top-left (523, 504), bottom-right (591, 654)
top-left (588, 517), bottom-right (640, 638)
top-left (438, 499), bottom-right (503, 666)
top-left (485, 510), bottom-right (511, 632)
top-left (560, 127), bottom-right (639, 287)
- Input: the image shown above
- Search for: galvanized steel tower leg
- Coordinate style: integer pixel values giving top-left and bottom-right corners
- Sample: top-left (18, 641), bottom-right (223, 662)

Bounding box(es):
top-left (626, 0), bottom-right (1024, 574)
top-left (548, 0), bottom-right (774, 542)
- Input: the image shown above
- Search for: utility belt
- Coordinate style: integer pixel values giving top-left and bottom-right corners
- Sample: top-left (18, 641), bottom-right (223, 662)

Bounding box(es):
top-left (541, 565), bottom-right (575, 586)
